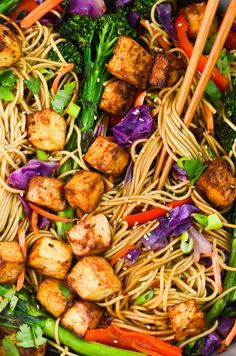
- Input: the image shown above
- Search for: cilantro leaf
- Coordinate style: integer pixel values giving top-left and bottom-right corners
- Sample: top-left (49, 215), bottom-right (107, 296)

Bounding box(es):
top-left (2, 336), bottom-right (19, 356)
top-left (59, 283), bottom-right (70, 299)
top-left (16, 324), bottom-right (34, 348)
top-left (0, 70), bottom-right (16, 90)
top-left (9, 295), bottom-right (19, 314)
top-left (32, 326), bottom-right (46, 347)
top-left (0, 87), bottom-right (14, 101)
top-left (24, 78), bottom-right (40, 95)
top-left (204, 80), bottom-right (222, 102)
top-left (0, 297), bottom-right (10, 312)
top-left (203, 33), bottom-right (217, 55)
top-left (178, 158), bottom-right (207, 184)
top-left (51, 81), bottom-right (76, 114)
top-left (216, 49), bottom-right (234, 75)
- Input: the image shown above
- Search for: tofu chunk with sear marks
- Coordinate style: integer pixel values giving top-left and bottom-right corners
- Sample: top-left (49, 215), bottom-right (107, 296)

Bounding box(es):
top-left (0, 24), bottom-right (21, 67)
top-left (60, 301), bottom-right (102, 337)
top-left (64, 171), bottom-right (104, 213)
top-left (100, 80), bottom-right (136, 116)
top-left (195, 160), bottom-right (236, 210)
top-left (106, 36), bottom-right (154, 89)
top-left (26, 176), bottom-right (66, 212)
top-left (168, 299), bottom-right (205, 341)
top-left (36, 278), bottom-right (74, 318)
top-left (0, 241), bottom-right (25, 284)
top-left (67, 214), bottom-right (111, 257)
top-left (66, 256), bottom-right (121, 301)
top-left (27, 109), bottom-right (67, 152)
top-left (84, 136), bottom-right (129, 177)
top-left (28, 237), bottom-right (73, 279)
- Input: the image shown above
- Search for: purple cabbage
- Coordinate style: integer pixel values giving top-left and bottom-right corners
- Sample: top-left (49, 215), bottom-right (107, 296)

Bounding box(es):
top-left (18, 194), bottom-right (32, 219)
top-left (116, 0), bottom-right (132, 8)
top-left (173, 163), bottom-right (188, 181)
top-left (9, 159), bottom-right (59, 190)
top-left (189, 226), bottom-right (212, 262)
top-left (156, 4), bottom-right (177, 41)
top-left (125, 247), bottom-right (141, 264)
top-left (66, 0), bottom-right (106, 18)
top-left (95, 122), bottom-right (104, 137)
top-left (203, 332), bottom-right (222, 356)
top-left (38, 216), bottom-right (50, 229)
top-left (128, 11), bottom-right (140, 26)
top-left (112, 105), bottom-right (154, 148)
top-left (124, 161), bottom-right (134, 186)
top-left (217, 318), bottom-right (234, 338)
top-left (142, 204), bottom-right (199, 251)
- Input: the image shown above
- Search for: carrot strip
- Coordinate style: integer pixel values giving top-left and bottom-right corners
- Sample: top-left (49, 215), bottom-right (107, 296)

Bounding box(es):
top-left (212, 240), bottom-right (223, 294)
top-left (110, 244), bottom-right (136, 266)
top-left (76, 208), bottom-right (83, 220)
top-left (217, 320), bottom-right (236, 353)
top-left (131, 341), bottom-right (162, 356)
top-left (16, 269), bottom-right (25, 292)
top-left (18, 228), bottom-right (26, 261)
top-left (20, 0), bottom-right (63, 29)
top-left (134, 91), bottom-right (146, 107)
top-left (51, 64), bottom-right (74, 93)
top-left (203, 103), bottom-right (214, 134)
top-left (29, 203), bottom-right (76, 222)
top-left (140, 19), bottom-right (170, 51)
top-left (31, 210), bottom-right (39, 235)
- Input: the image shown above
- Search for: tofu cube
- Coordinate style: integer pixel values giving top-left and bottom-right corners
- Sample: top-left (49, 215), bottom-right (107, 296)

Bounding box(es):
top-left (84, 136), bottom-right (129, 177)
top-left (149, 53), bottom-right (182, 88)
top-left (67, 214), bottom-right (111, 257)
top-left (168, 299), bottom-right (205, 341)
top-left (28, 237), bottom-right (72, 279)
top-left (106, 36), bottom-right (154, 89)
top-left (27, 109), bottom-right (67, 152)
top-left (26, 176), bottom-right (66, 212)
top-left (100, 80), bottom-right (136, 116)
top-left (64, 171), bottom-right (104, 213)
top-left (66, 256), bottom-right (121, 301)
top-left (195, 160), bottom-right (236, 209)
top-left (0, 242), bottom-right (25, 284)
top-left (0, 25), bottom-right (21, 68)
top-left (36, 278), bottom-right (74, 318)
top-left (60, 300), bottom-right (102, 337)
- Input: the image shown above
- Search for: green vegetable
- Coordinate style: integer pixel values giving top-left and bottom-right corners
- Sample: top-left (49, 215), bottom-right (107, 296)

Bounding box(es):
top-left (135, 289), bottom-right (154, 305)
top-left (0, 69), bottom-right (16, 102)
top-left (205, 214), bottom-right (223, 230)
top-left (67, 102), bottom-right (81, 117)
top-left (0, 87), bottom-right (14, 101)
top-left (203, 33), bottom-right (217, 55)
top-left (193, 214), bottom-right (208, 226)
top-left (180, 231), bottom-right (193, 254)
top-left (205, 298), bottom-right (226, 328)
top-left (215, 122), bottom-right (236, 152)
top-left (177, 157), bottom-right (207, 184)
top-left (24, 78), bottom-right (41, 95)
top-left (223, 92), bottom-right (236, 122)
top-left (48, 42), bottom-right (83, 73)
top-left (58, 283), bottom-right (71, 299)
top-left (204, 80), bottom-right (222, 102)
top-left (2, 336), bottom-right (19, 356)
top-left (36, 150), bottom-right (48, 162)
top-left (132, 0), bottom-right (157, 20)
top-left (16, 324), bottom-right (35, 348)
top-left (216, 49), bottom-right (234, 76)
top-left (51, 81), bottom-right (76, 115)
top-left (0, 286), bottom-right (144, 356)
top-left (0, 0), bottom-right (20, 14)
top-left (149, 93), bottom-right (156, 100)
top-left (55, 206), bottom-right (74, 238)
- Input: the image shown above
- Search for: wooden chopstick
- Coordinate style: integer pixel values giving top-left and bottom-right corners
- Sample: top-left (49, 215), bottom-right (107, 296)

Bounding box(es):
top-left (153, 0), bottom-right (220, 182)
top-left (156, 0), bottom-right (236, 189)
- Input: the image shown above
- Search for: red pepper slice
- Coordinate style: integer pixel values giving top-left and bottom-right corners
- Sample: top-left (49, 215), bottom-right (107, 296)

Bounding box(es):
top-left (174, 14), bottom-right (228, 92)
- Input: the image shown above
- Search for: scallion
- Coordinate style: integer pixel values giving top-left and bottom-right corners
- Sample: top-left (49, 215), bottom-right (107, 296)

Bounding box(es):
top-left (205, 214), bottom-right (223, 230)
top-left (135, 289), bottom-right (154, 305)
top-left (67, 102), bottom-right (81, 118)
top-left (193, 214), bottom-right (208, 226)
top-left (36, 150), bottom-right (48, 162)
top-left (180, 231), bottom-right (193, 254)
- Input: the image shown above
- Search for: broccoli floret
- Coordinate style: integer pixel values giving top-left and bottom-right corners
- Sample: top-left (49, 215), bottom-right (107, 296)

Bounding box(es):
top-left (215, 122), bottom-right (236, 152)
top-left (223, 92), bottom-right (236, 123)
top-left (48, 42), bottom-right (83, 73)
top-left (132, 0), bottom-right (157, 19)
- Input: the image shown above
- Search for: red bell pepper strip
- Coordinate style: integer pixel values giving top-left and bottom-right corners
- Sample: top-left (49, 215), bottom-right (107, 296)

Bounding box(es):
top-left (124, 197), bottom-right (192, 227)
top-left (174, 14), bottom-right (228, 92)
top-left (225, 30), bottom-right (236, 50)
top-left (85, 324), bottom-right (182, 356)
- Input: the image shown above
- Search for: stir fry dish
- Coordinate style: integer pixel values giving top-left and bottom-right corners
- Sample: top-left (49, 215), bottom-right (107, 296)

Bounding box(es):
top-left (0, 0), bottom-right (236, 355)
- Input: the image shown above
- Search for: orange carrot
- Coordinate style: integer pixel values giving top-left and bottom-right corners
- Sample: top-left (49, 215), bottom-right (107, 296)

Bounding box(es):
top-left (140, 19), bottom-right (170, 51)
top-left (18, 228), bottom-right (26, 261)
top-left (212, 240), bottom-right (223, 294)
top-left (203, 103), bottom-right (214, 134)
top-left (217, 320), bottom-right (236, 353)
top-left (20, 0), bottom-right (63, 28)
top-left (110, 244), bottom-right (136, 266)
top-left (29, 203), bottom-right (76, 222)
top-left (76, 208), bottom-right (83, 220)
top-left (134, 91), bottom-right (146, 107)
top-left (131, 341), bottom-right (163, 356)
top-left (51, 64), bottom-right (74, 93)
top-left (16, 269), bottom-right (26, 292)
top-left (31, 210), bottom-right (39, 235)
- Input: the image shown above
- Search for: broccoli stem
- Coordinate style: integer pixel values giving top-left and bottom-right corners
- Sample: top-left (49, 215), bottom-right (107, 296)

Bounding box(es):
top-left (43, 319), bottom-right (145, 356)
top-left (0, 0), bottom-right (20, 14)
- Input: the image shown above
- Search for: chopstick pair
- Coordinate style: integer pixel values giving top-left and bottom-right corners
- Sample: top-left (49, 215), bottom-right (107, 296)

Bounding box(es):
top-left (154, 0), bottom-right (236, 189)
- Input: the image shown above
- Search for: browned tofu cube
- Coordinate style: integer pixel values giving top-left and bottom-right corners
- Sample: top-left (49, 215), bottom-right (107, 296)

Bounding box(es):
top-left (66, 256), bottom-right (121, 301)
top-left (67, 214), bottom-right (111, 257)
top-left (84, 136), bottom-right (129, 177)
top-left (60, 300), bottom-right (102, 337)
top-left (0, 242), bottom-right (24, 284)
top-left (36, 278), bottom-right (74, 318)
top-left (27, 109), bottom-right (67, 152)
top-left (168, 299), bottom-right (205, 341)
top-left (64, 171), bottom-right (104, 213)
top-left (106, 36), bottom-right (154, 89)
top-left (26, 176), bottom-right (66, 212)
top-left (0, 25), bottom-right (21, 68)
top-left (183, 3), bottom-right (219, 38)
top-left (195, 160), bottom-right (236, 209)
top-left (149, 53), bottom-right (182, 88)
top-left (100, 80), bottom-right (136, 116)
top-left (28, 237), bottom-right (72, 279)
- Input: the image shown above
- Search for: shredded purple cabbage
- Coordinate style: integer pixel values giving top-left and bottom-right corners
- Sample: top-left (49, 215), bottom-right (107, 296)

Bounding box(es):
top-left (18, 194), bottom-right (32, 218)
top-left (173, 163), bottom-right (188, 181)
top-left (189, 226), bottom-right (212, 262)
top-left (95, 123), bottom-right (104, 137)
top-left (128, 11), bottom-right (140, 26)
top-left (124, 161), bottom-right (134, 186)
top-left (116, 0), bottom-right (132, 8)
top-left (9, 159), bottom-right (59, 190)
top-left (203, 332), bottom-right (222, 356)
top-left (156, 4), bottom-right (177, 41)
top-left (67, 0), bottom-right (106, 18)
top-left (125, 247), bottom-right (141, 264)
top-left (112, 105), bottom-right (154, 148)
top-left (142, 217), bottom-right (169, 251)
top-left (37, 216), bottom-right (50, 229)
top-left (217, 318), bottom-right (234, 338)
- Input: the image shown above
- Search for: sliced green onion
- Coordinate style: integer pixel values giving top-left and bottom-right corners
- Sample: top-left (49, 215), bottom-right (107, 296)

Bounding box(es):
top-left (193, 214), bottom-right (208, 226)
top-left (206, 214), bottom-right (223, 230)
top-left (19, 212), bottom-right (25, 221)
top-left (36, 150), bottom-right (48, 162)
top-left (67, 103), bottom-right (81, 118)
top-left (177, 156), bottom-right (188, 169)
top-left (135, 289), bottom-right (154, 305)
top-left (180, 231), bottom-right (193, 254)
top-left (56, 206), bottom-right (75, 238)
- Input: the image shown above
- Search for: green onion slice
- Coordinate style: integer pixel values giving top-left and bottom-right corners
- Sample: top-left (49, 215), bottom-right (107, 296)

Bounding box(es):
top-left (67, 103), bottom-right (81, 118)
top-left (206, 214), bottom-right (223, 230)
top-left (193, 214), bottom-right (208, 226)
top-left (36, 150), bottom-right (48, 162)
top-left (180, 231), bottom-right (193, 254)
top-left (135, 289), bottom-right (154, 305)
